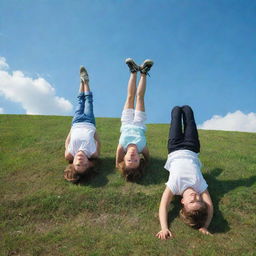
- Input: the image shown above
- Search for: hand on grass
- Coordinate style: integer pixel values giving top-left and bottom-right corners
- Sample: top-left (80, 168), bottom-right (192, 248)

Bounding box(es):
top-left (199, 227), bottom-right (212, 236)
top-left (156, 229), bottom-right (173, 240)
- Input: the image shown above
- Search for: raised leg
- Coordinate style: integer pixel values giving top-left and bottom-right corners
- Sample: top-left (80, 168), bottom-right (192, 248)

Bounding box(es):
top-left (81, 78), bottom-right (95, 125)
top-left (124, 72), bottom-right (137, 110)
top-left (182, 105), bottom-right (200, 153)
top-left (79, 66), bottom-right (91, 93)
top-left (135, 74), bottom-right (146, 112)
top-left (168, 106), bottom-right (183, 153)
top-left (83, 90), bottom-right (95, 125)
top-left (79, 80), bottom-right (91, 93)
top-left (72, 67), bottom-right (95, 125)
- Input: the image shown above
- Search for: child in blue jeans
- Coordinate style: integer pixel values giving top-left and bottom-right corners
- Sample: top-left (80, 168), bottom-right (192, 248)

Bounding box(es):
top-left (64, 66), bottom-right (100, 183)
top-left (156, 106), bottom-right (213, 239)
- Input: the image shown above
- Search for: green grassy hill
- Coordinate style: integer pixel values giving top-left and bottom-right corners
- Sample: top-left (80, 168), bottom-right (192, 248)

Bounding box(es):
top-left (0, 115), bottom-right (255, 256)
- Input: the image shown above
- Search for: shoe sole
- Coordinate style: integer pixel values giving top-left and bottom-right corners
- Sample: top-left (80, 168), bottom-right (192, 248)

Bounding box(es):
top-left (142, 59), bottom-right (154, 67)
top-left (80, 66), bottom-right (89, 82)
top-left (125, 58), bottom-right (135, 64)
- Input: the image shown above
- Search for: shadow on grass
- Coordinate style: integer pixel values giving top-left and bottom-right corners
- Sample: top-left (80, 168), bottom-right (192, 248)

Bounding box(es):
top-left (137, 157), bottom-right (168, 186)
top-left (204, 168), bottom-right (256, 233)
top-left (79, 157), bottom-right (115, 187)
top-left (80, 157), bottom-right (168, 187)
top-left (167, 168), bottom-right (256, 234)
top-left (168, 196), bottom-right (182, 225)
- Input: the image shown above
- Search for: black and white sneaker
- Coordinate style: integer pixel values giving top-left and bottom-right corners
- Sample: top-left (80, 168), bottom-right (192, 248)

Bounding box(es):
top-left (125, 58), bottom-right (140, 73)
top-left (140, 59), bottom-right (154, 75)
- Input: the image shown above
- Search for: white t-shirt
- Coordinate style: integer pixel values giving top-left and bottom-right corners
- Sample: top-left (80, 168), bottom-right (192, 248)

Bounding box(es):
top-left (68, 122), bottom-right (96, 158)
top-left (164, 150), bottom-right (208, 195)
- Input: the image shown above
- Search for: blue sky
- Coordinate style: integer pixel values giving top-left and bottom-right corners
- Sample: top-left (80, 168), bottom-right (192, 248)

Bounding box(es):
top-left (0, 0), bottom-right (256, 131)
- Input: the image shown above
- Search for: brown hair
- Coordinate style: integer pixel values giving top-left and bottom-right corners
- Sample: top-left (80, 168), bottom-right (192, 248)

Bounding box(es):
top-left (119, 158), bottom-right (146, 182)
top-left (179, 202), bottom-right (208, 229)
top-left (64, 164), bottom-right (80, 184)
top-left (63, 159), bottom-right (97, 184)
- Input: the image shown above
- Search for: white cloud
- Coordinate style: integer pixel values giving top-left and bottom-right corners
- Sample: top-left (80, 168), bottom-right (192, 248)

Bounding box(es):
top-left (0, 107), bottom-right (4, 114)
top-left (0, 57), bottom-right (9, 70)
top-left (198, 111), bottom-right (256, 133)
top-left (0, 57), bottom-right (73, 115)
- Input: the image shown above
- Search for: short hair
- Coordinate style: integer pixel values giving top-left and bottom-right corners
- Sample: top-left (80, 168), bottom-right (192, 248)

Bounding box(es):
top-left (120, 158), bottom-right (146, 182)
top-left (179, 202), bottom-right (208, 229)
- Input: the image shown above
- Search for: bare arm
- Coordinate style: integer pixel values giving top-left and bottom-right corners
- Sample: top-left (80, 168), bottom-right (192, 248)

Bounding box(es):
top-left (199, 189), bottom-right (214, 235)
top-left (142, 146), bottom-right (150, 163)
top-left (65, 131), bottom-right (71, 149)
top-left (156, 186), bottom-right (174, 240)
top-left (91, 132), bottom-right (100, 158)
top-left (64, 130), bottom-right (73, 162)
top-left (115, 144), bottom-right (125, 168)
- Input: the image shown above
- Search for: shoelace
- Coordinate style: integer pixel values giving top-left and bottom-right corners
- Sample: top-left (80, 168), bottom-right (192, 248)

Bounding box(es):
top-left (128, 63), bottom-right (139, 72)
top-left (141, 69), bottom-right (151, 77)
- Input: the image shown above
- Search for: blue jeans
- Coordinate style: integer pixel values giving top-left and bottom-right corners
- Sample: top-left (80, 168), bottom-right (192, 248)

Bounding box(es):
top-left (72, 92), bottom-right (96, 126)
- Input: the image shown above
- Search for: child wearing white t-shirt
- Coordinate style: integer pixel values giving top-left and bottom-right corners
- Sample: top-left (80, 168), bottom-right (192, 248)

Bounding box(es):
top-left (156, 106), bottom-right (213, 240)
top-left (64, 66), bottom-right (100, 183)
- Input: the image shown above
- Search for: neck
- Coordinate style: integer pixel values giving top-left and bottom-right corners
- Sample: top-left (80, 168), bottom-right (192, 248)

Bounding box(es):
top-left (182, 187), bottom-right (196, 197)
top-left (127, 144), bottom-right (138, 152)
top-left (78, 150), bottom-right (88, 157)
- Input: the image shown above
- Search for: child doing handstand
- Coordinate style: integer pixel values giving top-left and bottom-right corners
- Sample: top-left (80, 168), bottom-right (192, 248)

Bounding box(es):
top-left (156, 105), bottom-right (213, 239)
top-left (64, 66), bottom-right (100, 183)
top-left (115, 58), bottom-right (153, 181)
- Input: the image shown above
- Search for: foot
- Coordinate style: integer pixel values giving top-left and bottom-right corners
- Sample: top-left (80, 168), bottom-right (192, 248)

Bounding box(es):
top-left (80, 66), bottom-right (89, 83)
top-left (125, 58), bottom-right (140, 73)
top-left (140, 59), bottom-right (154, 75)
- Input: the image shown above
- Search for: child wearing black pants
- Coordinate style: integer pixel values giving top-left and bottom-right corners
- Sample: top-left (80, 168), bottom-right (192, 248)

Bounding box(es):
top-left (156, 105), bottom-right (213, 240)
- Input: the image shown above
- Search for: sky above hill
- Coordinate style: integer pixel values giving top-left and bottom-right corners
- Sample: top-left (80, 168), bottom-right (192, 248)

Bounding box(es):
top-left (0, 0), bottom-right (255, 132)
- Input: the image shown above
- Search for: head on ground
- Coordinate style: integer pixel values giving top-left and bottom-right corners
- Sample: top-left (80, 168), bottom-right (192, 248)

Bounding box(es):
top-left (64, 156), bottom-right (96, 184)
top-left (180, 188), bottom-right (208, 228)
top-left (63, 164), bottom-right (80, 184)
top-left (119, 158), bottom-right (146, 182)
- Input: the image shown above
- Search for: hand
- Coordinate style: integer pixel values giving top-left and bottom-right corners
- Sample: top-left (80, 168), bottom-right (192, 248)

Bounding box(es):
top-left (199, 227), bottom-right (212, 236)
top-left (156, 229), bottom-right (173, 240)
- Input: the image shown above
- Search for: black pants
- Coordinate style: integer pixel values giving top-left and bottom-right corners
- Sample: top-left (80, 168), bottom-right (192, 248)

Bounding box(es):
top-left (168, 105), bottom-right (200, 154)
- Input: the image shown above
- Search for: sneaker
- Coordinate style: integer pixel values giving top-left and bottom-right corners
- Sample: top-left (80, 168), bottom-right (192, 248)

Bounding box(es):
top-left (140, 59), bottom-right (154, 75)
top-left (80, 66), bottom-right (89, 83)
top-left (125, 58), bottom-right (140, 73)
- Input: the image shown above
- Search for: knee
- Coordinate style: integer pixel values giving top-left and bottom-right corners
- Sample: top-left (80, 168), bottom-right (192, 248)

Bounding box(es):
top-left (128, 93), bottom-right (135, 100)
top-left (126, 95), bottom-right (135, 105)
top-left (136, 91), bottom-right (144, 100)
